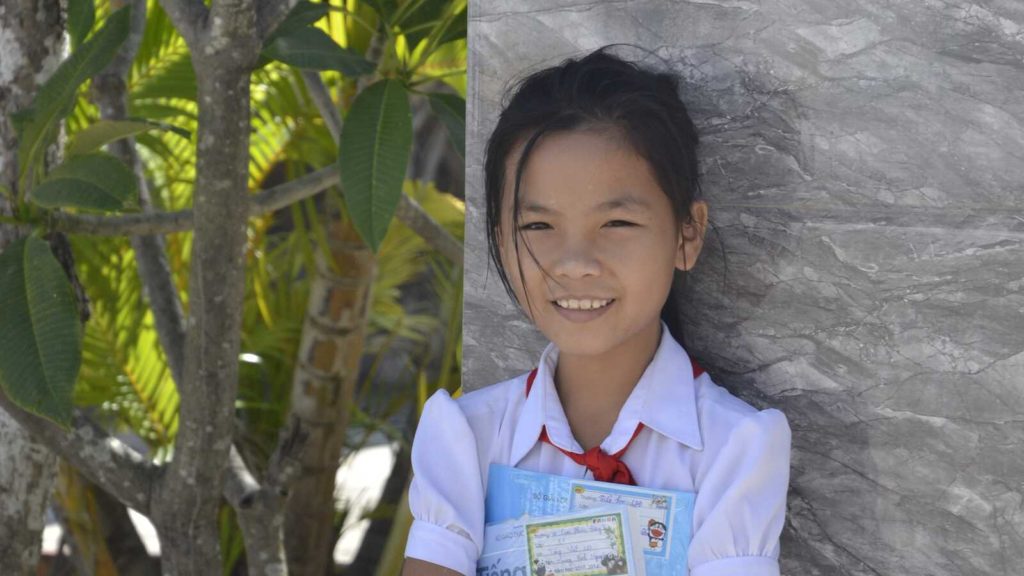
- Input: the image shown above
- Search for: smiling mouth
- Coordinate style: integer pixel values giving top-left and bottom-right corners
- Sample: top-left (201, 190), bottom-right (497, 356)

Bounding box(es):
top-left (551, 298), bottom-right (616, 311)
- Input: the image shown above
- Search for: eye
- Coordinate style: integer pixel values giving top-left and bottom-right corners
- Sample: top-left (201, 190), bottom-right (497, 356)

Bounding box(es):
top-left (605, 220), bottom-right (637, 228)
top-left (519, 222), bottom-right (550, 231)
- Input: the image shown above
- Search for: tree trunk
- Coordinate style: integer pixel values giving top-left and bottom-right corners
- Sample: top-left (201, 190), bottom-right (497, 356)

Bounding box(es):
top-left (150, 56), bottom-right (256, 574)
top-left (284, 217), bottom-right (375, 576)
top-left (0, 0), bottom-right (66, 572)
top-left (0, 416), bottom-right (56, 573)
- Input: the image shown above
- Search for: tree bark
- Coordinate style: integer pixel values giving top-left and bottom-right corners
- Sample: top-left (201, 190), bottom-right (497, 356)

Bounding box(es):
top-left (283, 217), bottom-right (376, 576)
top-left (0, 418), bottom-right (56, 573)
top-left (0, 0), bottom-right (66, 571)
top-left (150, 37), bottom-right (260, 576)
top-left (224, 422), bottom-right (307, 576)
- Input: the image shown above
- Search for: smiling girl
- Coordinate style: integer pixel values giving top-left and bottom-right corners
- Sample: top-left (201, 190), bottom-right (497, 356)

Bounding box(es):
top-left (402, 46), bottom-right (792, 576)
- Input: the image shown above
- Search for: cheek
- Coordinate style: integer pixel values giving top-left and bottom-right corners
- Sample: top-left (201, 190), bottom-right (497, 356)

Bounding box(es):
top-left (499, 236), bottom-right (541, 293)
top-left (603, 232), bottom-right (674, 267)
top-left (607, 236), bottom-right (678, 290)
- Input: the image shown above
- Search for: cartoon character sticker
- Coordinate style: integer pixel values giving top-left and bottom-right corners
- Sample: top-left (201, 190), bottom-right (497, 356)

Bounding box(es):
top-left (646, 519), bottom-right (667, 551)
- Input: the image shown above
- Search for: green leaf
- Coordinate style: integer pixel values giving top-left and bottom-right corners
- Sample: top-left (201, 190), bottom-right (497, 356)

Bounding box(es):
top-left (338, 79), bottom-right (413, 252)
top-left (262, 27), bottom-right (375, 77)
top-left (365, 0), bottom-right (398, 24)
top-left (254, 52), bottom-right (274, 71)
top-left (0, 235), bottom-right (82, 427)
top-left (16, 5), bottom-right (132, 190)
top-left (396, 0), bottom-right (447, 50)
top-left (67, 118), bottom-right (189, 156)
top-left (67, 0), bottom-right (95, 50)
top-left (427, 92), bottom-right (464, 158)
top-left (29, 153), bottom-right (139, 212)
top-left (264, 0), bottom-right (331, 45)
top-left (437, 5), bottom-right (467, 47)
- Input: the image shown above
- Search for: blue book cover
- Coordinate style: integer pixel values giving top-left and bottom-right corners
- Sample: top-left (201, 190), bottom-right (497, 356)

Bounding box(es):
top-left (484, 464), bottom-right (696, 576)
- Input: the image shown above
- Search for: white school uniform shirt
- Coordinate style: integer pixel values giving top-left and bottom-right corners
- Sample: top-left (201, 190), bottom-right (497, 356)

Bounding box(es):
top-left (405, 320), bottom-right (792, 576)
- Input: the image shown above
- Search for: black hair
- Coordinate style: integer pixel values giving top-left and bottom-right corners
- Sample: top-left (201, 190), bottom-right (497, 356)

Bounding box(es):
top-left (484, 45), bottom-right (706, 347)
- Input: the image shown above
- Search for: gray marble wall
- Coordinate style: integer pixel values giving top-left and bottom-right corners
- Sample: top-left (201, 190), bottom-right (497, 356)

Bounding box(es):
top-left (463, 1), bottom-right (1024, 574)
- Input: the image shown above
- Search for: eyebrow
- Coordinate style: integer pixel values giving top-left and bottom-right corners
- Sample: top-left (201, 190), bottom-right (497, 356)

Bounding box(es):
top-left (521, 194), bottom-right (652, 215)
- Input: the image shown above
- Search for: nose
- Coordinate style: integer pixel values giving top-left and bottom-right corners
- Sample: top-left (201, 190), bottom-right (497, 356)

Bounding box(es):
top-left (549, 237), bottom-right (601, 279)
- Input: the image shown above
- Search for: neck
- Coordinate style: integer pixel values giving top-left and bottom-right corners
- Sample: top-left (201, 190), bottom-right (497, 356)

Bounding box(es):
top-left (554, 321), bottom-right (662, 450)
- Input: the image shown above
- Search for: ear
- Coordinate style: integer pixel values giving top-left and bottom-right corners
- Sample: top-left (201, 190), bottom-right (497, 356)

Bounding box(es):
top-left (674, 200), bottom-right (708, 271)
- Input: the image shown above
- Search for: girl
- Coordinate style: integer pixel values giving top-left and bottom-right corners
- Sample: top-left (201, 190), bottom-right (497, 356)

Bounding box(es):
top-left (403, 46), bottom-right (792, 576)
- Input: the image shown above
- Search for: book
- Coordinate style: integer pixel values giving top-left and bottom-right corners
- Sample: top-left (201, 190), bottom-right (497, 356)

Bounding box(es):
top-left (481, 464), bottom-right (696, 576)
top-left (478, 505), bottom-right (647, 576)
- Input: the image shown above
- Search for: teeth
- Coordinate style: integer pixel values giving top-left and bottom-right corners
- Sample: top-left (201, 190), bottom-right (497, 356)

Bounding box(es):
top-left (555, 298), bottom-right (612, 310)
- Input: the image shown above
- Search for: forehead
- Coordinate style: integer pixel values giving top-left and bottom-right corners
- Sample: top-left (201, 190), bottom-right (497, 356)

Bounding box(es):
top-left (503, 127), bottom-right (666, 214)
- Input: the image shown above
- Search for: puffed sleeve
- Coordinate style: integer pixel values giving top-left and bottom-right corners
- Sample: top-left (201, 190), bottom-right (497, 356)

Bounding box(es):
top-left (688, 408), bottom-right (792, 576)
top-left (404, 389), bottom-right (485, 575)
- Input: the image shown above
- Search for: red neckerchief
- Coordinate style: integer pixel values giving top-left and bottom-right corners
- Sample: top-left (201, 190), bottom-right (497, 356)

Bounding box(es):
top-left (525, 355), bottom-right (705, 485)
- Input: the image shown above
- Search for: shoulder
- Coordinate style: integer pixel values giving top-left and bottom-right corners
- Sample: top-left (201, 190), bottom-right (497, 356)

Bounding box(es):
top-left (453, 370), bottom-right (531, 418)
top-left (417, 371), bottom-right (532, 442)
top-left (693, 372), bottom-right (791, 450)
top-left (686, 376), bottom-right (792, 572)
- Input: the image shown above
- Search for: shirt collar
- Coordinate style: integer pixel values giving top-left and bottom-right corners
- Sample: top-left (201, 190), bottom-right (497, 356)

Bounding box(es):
top-left (509, 320), bottom-right (704, 467)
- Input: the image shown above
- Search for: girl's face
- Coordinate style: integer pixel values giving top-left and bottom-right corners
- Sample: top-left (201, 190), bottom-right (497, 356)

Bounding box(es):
top-left (498, 126), bottom-right (707, 358)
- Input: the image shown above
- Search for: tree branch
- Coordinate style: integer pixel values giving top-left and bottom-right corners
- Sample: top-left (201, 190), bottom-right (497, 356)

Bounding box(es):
top-left (395, 192), bottom-right (463, 265)
top-left (93, 0), bottom-right (188, 384)
top-left (156, 0), bottom-right (208, 48)
top-left (48, 158), bottom-right (465, 262)
top-left (256, 0), bottom-right (300, 42)
top-left (108, 0), bottom-right (148, 79)
top-left (226, 447), bottom-right (289, 576)
top-left (223, 445), bottom-right (261, 509)
top-left (223, 417), bottom-right (307, 512)
top-left (49, 164), bottom-right (339, 236)
top-left (0, 392), bottom-right (156, 513)
top-left (224, 417), bottom-right (308, 576)
top-left (357, 28), bottom-right (386, 93)
top-left (298, 70), bottom-right (342, 144)
top-left (300, 70), bottom-right (464, 265)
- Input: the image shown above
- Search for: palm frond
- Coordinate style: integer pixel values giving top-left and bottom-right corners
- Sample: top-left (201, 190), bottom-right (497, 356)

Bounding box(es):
top-left (130, 2), bottom-right (196, 103)
top-left (72, 236), bottom-right (180, 450)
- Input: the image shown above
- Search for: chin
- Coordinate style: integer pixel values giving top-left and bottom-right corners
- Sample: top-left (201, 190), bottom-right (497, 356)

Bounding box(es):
top-left (542, 317), bottom-right (660, 358)
top-left (544, 330), bottom-right (617, 357)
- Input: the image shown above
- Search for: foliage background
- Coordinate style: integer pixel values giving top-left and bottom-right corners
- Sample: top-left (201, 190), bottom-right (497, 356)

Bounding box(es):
top-left (0, 0), bottom-right (466, 572)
